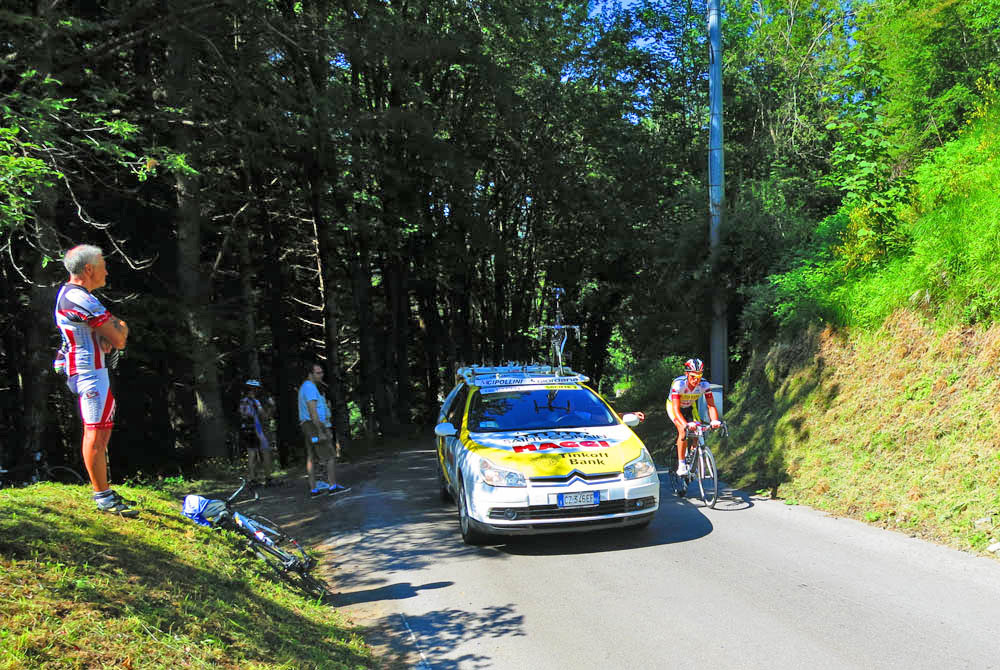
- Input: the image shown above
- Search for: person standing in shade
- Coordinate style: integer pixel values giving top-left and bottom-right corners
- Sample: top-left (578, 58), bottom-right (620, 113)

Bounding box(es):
top-left (298, 363), bottom-right (348, 497)
top-left (239, 379), bottom-right (274, 485)
top-left (54, 244), bottom-right (137, 517)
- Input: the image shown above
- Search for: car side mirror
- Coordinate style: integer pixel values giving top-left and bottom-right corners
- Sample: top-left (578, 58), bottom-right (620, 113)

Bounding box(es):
top-left (621, 413), bottom-right (641, 428)
top-left (435, 422), bottom-right (458, 437)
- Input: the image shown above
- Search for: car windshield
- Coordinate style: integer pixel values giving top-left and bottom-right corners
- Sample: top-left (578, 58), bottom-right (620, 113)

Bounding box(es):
top-left (466, 386), bottom-right (618, 432)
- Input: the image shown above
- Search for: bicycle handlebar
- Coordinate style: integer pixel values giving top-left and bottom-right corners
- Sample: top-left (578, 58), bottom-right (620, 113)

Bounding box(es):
top-left (225, 478), bottom-right (260, 507)
top-left (684, 421), bottom-right (729, 438)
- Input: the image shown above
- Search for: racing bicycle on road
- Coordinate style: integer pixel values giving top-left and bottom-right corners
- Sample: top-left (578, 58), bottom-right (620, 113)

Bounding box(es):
top-left (672, 421), bottom-right (727, 508)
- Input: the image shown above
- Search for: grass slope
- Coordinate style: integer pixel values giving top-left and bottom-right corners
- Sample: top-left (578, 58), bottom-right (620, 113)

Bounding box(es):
top-left (0, 481), bottom-right (372, 669)
top-left (722, 312), bottom-right (1000, 554)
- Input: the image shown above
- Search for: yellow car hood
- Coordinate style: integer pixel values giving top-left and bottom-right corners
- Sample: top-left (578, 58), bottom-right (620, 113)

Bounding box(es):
top-left (463, 424), bottom-right (644, 477)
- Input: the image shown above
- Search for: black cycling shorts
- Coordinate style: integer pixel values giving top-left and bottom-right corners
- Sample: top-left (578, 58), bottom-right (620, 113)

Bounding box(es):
top-left (238, 425), bottom-right (261, 451)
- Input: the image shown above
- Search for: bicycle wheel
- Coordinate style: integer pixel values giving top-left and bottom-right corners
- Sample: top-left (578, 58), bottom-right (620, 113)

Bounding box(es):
top-left (251, 542), bottom-right (295, 574)
top-left (694, 446), bottom-right (719, 508)
top-left (246, 515), bottom-right (314, 568)
top-left (253, 543), bottom-right (329, 600)
top-left (46, 465), bottom-right (86, 484)
top-left (293, 569), bottom-right (331, 600)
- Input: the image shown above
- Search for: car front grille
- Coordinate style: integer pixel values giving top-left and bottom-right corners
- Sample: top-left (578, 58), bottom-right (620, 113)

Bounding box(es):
top-left (488, 496), bottom-right (656, 521)
top-left (529, 469), bottom-right (620, 485)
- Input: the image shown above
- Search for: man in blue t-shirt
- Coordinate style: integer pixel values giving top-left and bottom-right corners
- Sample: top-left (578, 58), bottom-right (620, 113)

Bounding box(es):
top-left (298, 363), bottom-right (348, 497)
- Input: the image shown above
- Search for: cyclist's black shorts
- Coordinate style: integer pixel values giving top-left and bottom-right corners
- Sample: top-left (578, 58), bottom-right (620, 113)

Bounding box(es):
top-left (238, 425), bottom-right (261, 451)
top-left (676, 406), bottom-right (694, 424)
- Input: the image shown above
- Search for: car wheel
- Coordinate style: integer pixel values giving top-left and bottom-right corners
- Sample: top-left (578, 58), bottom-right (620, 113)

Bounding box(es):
top-left (458, 478), bottom-right (489, 545)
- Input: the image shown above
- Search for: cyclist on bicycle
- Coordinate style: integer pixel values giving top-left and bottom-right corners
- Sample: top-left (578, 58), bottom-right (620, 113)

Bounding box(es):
top-left (667, 358), bottom-right (722, 476)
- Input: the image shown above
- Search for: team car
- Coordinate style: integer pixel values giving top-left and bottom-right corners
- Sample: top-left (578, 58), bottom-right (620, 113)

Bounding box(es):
top-left (434, 364), bottom-right (659, 544)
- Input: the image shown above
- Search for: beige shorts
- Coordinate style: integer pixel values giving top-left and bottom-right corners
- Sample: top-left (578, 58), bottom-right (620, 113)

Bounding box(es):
top-left (301, 421), bottom-right (334, 461)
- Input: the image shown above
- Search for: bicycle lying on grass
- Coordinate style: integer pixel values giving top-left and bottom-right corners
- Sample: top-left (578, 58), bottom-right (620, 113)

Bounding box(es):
top-left (671, 421), bottom-right (727, 508)
top-left (183, 479), bottom-right (330, 599)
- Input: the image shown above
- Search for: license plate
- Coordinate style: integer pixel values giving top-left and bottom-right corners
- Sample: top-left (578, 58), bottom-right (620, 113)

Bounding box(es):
top-left (558, 491), bottom-right (599, 507)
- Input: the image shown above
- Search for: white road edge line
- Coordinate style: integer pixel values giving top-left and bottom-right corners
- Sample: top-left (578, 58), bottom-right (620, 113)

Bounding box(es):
top-left (399, 613), bottom-right (433, 670)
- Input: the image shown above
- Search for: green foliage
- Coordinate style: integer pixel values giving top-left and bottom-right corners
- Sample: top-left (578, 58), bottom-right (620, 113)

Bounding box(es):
top-left (603, 326), bottom-right (637, 396)
top-left (846, 103), bottom-right (1000, 327)
top-left (615, 354), bottom-right (686, 411)
top-left (822, 60), bottom-right (917, 271)
top-left (0, 127), bottom-right (60, 231)
top-left (746, 98), bottom-right (1000, 337)
top-left (835, 199), bottom-right (913, 271)
top-left (853, 0), bottom-right (1000, 164)
top-left (0, 68), bottom-right (153, 236)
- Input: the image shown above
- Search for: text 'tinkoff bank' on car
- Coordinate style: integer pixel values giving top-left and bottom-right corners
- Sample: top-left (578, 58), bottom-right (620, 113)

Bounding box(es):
top-left (434, 364), bottom-right (659, 545)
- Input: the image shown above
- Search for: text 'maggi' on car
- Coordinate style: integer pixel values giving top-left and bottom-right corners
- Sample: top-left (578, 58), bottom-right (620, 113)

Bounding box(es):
top-left (435, 364), bottom-right (659, 544)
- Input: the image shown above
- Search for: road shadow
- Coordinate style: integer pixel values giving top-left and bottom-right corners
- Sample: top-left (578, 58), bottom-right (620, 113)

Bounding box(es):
top-left (496, 480), bottom-right (715, 556)
top-left (214, 450), bottom-right (762, 578)
top-left (238, 451), bottom-right (511, 597)
top-left (330, 580), bottom-right (453, 607)
top-left (357, 605), bottom-right (526, 670)
top-left (211, 449), bottom-right (724, 667)
top-left (708, 485), bottom-right (755, 511)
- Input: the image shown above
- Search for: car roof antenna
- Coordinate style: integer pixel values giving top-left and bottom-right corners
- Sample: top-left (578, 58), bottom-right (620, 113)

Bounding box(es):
top-left (538, 287), bottom-right (580, 376)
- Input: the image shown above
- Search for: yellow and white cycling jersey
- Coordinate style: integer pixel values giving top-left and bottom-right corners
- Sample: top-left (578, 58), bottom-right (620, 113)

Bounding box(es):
top-left (666, 375), bottom-right (713, 421)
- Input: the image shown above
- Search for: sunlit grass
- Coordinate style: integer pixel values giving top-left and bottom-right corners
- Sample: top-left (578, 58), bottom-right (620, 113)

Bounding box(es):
top-left (721, 313), bottom-right (1000, 555)
top-left (0, 482), bottom-right (372, 669)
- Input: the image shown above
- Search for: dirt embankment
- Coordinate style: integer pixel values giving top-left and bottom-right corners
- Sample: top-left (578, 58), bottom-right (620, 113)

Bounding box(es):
top-left (723, 310), bottom-right (1000, 556)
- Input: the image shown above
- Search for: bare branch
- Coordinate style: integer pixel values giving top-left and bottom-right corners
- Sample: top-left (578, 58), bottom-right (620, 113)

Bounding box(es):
top-left (291, 296), bottom-right (324, 311)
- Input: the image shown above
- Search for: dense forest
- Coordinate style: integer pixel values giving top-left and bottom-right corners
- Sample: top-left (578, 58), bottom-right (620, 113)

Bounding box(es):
top-left (3, 0), bottom-right (998, 477)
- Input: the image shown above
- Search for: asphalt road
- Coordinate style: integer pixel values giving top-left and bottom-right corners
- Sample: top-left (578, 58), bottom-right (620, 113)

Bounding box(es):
top-left (305, 449), bottom-right (1000, 669)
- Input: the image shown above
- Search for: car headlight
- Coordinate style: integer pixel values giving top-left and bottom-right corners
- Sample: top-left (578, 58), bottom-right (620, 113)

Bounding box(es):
top-left (479, 458), bottom-right (526, 487)
top-left (624, 449), bottom-right (656, 480)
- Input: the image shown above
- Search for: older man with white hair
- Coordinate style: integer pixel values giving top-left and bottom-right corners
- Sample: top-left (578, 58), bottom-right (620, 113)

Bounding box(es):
top-left (54, 244), bottom-right (136, 517)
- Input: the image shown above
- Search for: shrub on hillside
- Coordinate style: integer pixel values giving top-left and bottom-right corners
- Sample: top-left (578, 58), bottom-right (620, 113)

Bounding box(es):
top-left (617, 355), bottom-right (685, 407)
top-left (741, 101), bottom-right (1000, 342)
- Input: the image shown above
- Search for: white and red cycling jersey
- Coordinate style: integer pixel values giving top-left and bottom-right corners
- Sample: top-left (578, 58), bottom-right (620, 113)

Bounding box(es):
top-left (666, 375), bottom-right (713, 422)
top-left (54, 283), bottom-right (112, 376)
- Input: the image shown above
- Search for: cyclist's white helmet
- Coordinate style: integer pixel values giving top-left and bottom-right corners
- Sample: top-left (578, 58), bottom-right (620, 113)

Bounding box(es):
top-left (683, 358), bottom-right (704, 374)
top-left (245, 379), bottom-right (261, 387)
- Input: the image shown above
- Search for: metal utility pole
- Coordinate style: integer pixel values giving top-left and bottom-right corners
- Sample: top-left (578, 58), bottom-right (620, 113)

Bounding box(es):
top-left (707, 0), bottom-right (728, 394)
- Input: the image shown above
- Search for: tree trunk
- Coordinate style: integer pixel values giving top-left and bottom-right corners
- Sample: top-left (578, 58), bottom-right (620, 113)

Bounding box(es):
top-left (349, 233), bottom-right (378, 438)
top-left (307, 174), bottom-right (351, 456)
top-left (385, 253), bottom-right (409, 432)
top-left (0, 263), bottom-right (19, 467)
top-left (22, 0), bottom-right (62, 466)
top-left (492, 226), bottom-right (508, 363)
top-left (237, 222), bottom-right (260, 380)
top-left (169, 31), bottom-right (227, 460)
top-left (24, 198), bottom-right (59, 462)
top-left (584, 293), bottom-right (619, 389)
top-left (257, 168), bottom-right (296, 467)
top-left (414, 276), bottom-right (444, 417)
